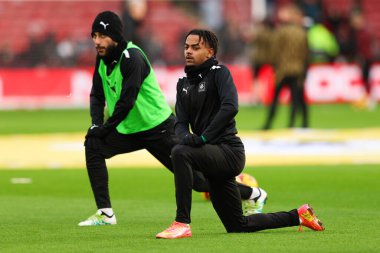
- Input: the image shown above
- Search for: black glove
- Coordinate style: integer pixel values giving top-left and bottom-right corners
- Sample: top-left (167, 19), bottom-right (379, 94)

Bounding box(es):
top-left (84, 136), bottom-right (103, 150)
top-left (85, 124), bottom-right (110, 138)
top-left (180, 134), bottom-right (205, 147)
top-left (84, 125), bottom-right (109, 150)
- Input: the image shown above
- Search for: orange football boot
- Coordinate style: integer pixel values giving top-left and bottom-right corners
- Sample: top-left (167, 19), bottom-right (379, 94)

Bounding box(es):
top-left (297, 204), bottom-right (324, 231)
top-left (156, 221), bottom-right (192, 239)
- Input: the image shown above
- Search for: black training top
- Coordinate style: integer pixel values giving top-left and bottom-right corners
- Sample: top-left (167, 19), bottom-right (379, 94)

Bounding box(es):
top-left (175, 61), bottom-right (244, 148)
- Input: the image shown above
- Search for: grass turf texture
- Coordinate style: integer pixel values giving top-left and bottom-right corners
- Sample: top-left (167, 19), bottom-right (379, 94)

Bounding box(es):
top-left (0, 104), bottom-right (379, 252)
top-left (0, 165), bottom-right (379, 253)
top-left (0, 104), bottom-right (379, 135)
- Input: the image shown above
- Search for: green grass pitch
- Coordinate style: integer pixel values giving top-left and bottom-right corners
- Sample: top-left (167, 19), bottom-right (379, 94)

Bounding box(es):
top-left (0, 104), bottom-right (379, 252)
top-left (0, 165), bottom-right (379, 252)
top-left (0, 104), bottom-right (379, 134)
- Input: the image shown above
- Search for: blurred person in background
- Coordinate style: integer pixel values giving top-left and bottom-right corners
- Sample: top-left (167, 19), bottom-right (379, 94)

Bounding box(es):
top-left (79, 11), bottom-right (264, 226)
top-left (217, 19), bottom-right (247, 63)
top-left (307, 22), bottom-right (340, 64)
top-left (262, 3), bottom-right (309, 130)
top-left (121, 1), bottom-right (167, 66)
top-left (296, 0), bottom-right (323, 25)
top-left (121, 0), bottom-right (146, 46)
top-left (248, 18), bottom-right (274, 104)
top-left (0, 43), bottom-right (14, 67)
top-left (329, 2), bottom-right (376, 110)
top-left (199, 0), bottom-right (223, 31)
top-left (16, 32), bottom-right (60, 67)
top-left (156, 29), bottom-right (324, 239)
top-left (348, 9), bottom-right (377, 110)
top-left (171, 0), bottom-right (199, 17)
top-left (56, 37), bottom-right (76, 67)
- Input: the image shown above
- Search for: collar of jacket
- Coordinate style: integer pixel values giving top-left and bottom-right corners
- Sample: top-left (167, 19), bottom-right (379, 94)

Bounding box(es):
top-left (184, 57), bottom-right (218, 85)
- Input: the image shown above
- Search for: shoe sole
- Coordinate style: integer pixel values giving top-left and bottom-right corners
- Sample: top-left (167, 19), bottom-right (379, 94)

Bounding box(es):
top-left (308, 205), bottom-right (324, 230)
top-left (156, 232), bottom-right (192, 239)
top-left (78, 222), bottom-right (116, 226)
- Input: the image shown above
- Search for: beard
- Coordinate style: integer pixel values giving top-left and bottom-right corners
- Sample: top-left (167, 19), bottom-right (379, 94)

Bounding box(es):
top-left (97, 42), bottom-right (122, 66)
top-left (97, 43), bottom-right (117, 58)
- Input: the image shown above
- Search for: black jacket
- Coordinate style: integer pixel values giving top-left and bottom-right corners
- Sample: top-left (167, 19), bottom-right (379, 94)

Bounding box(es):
top-left (175, 64), bottom-right (243, 147)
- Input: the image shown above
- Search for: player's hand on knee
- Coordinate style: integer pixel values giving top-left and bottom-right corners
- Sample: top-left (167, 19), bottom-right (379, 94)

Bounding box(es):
top-left (86, 124), bottom-right (110, 138)
top-left (181, 134), bottom-right (205, 147)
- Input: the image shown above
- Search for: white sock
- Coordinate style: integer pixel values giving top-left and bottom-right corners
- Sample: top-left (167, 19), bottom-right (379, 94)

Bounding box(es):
top-left (249, 187), bottom-right (261, 200)
top-left (99, 208), bottom-right (114, 216)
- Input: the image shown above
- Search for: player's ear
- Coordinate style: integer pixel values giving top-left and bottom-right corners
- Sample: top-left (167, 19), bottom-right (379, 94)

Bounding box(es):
top-left (207, 48), bottom-right (214, 58)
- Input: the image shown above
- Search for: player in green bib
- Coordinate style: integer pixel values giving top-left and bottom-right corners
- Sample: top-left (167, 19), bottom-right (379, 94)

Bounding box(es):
top-left (97, 41), bottom-right (172, 134)
top-left (79, 11), bottom-right (264, 226)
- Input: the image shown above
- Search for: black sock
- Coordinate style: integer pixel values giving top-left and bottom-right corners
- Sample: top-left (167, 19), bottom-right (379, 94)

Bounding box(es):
top-left (237, 182), bottom-right (253, 200)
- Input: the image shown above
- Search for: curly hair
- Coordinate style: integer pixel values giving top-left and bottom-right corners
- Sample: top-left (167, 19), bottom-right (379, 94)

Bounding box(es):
top-left (185, 29), bottom-right (219, 56)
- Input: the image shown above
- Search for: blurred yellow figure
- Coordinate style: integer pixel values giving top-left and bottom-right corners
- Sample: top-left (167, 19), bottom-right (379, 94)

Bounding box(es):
top-left (235, 173), bottom-right (259, 188)
top-left (201, 173), bottom-right (258, 200)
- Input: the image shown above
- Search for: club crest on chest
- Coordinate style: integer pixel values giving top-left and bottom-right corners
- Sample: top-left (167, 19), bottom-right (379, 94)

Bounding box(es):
top-left (198, 81), bottom-right (206, 92)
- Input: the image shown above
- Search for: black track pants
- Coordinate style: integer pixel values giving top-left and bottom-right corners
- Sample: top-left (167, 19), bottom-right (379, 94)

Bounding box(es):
top-left (84, 116), bottom-right (253, 208)
top-left (171, 143), bottom-right (299, 232)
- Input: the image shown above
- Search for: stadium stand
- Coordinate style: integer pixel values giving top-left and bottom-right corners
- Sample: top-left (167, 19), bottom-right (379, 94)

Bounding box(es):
top-left (0, 0), bottom-right (379, 67)
top-left (0, 1), bottom-right (120, 54)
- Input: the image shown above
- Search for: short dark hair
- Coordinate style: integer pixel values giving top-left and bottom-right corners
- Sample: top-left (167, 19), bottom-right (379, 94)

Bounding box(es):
top-left (185, 29), bottom-right (219, 56)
